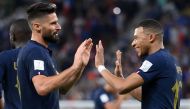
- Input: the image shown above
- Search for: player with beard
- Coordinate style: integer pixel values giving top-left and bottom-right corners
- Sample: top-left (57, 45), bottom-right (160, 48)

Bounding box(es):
top-left (0, 19), bottom-right (31, 109)
top-left (95, 19), bottom-right (182, 109)
top-left (17, 2), bottom-right (93, 109)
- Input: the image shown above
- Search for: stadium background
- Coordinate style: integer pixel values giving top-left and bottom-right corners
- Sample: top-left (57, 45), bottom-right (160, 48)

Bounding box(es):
top-left (0, 0), bottom-right (190, 108)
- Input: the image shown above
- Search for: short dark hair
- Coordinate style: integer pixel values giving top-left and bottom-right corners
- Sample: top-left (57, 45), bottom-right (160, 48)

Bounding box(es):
top-left (27, 2), bottom-right (56, 21)
top-left (136, 19), bottom-right (163, 36)
top-left (10, 19), bottom-right (31, 47)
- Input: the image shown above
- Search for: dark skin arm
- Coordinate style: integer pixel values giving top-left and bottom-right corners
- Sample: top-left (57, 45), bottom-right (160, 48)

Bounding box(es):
top-left (114, 50), bottom-right (140, 101)
top-left (95, 40), bottom-right (144, 95)
top-left (114, 50), bottom-right (142, 101)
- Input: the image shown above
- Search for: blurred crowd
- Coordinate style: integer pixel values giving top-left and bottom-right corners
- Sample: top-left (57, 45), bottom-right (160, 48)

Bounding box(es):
top-left (0, 0), bottom-right (190, 100)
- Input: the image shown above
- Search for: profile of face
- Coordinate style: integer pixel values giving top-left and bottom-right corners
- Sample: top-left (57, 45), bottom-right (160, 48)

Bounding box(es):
top-left (41, 13), bottom-right (61, 43)
top-left (131, 27), bottom-right (150, 58)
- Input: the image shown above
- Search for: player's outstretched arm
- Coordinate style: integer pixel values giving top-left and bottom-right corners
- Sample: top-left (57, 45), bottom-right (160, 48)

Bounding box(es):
top-left (95, 40), bottom-right (144, 94)
top-left (32, 38), bottom-right (93, 96)
top-left (114, 50), bottom-right (142, 101)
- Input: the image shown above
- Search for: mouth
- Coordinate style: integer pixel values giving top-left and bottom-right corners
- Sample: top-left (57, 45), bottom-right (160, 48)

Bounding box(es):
top-left (53, 32), bottom-right (59, 37)
top-left (134, 47), bottom-right (139, 52)
top-left (134, 47), bottom-right (141, 55)
top-left (55, 33), bottom-right (58, 37)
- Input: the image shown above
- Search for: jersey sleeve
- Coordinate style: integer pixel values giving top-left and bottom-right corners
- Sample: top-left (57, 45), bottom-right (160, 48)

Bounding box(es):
top-left (137, 57), bottom-right (160, 83)
top-left (26, 48), bottom-right (48, 80)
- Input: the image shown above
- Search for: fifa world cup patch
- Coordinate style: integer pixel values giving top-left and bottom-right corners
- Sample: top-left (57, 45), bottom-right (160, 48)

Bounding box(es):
top-left (139, 60), bottom-right (153, 72)
top-left (34, 60), bottom-right (44, 70)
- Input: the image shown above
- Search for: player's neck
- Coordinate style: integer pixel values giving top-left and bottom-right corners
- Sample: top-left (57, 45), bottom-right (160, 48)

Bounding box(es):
top-left (149, 42), bottom-right (164, 55)
top-left (31, 33), bottom-right (48, 48)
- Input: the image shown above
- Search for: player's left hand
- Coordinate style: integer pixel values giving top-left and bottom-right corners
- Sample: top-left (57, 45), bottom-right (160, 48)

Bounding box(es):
top-left (73, 38), bottom-right (93, 68)
top-left (95, 40), bottom-right (104, 68)
top-left (114, 50), bottom-right (124, 78)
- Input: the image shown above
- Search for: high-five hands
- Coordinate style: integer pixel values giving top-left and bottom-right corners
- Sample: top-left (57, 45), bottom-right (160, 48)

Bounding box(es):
top-left (82, 38), bottom-right (93, 65)
top-left (114, 50), bottom-right (124, 78)
top-left (95, 40), bottom-right (105, 68)
top-left (73, 38), bottom-right (93, 68)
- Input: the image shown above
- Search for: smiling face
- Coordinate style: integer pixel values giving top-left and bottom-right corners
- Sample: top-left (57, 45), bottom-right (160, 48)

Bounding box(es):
top-left (40, 13), bottom-right (61, 43)
top-left (131, 27), bottom-right (150, 58)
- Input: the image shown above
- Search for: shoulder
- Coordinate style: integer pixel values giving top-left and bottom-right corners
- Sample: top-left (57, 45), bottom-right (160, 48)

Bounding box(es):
top-left (0, 49), bottom-right (13, 57)
top-left (0, 49), bottom-right (19, 61)
top-left (140, 49), bottom-right (169, 72)
top-left (0, 50), bottom-right (8, 64)
top-left (20, 43), bottom-right (45, 58)
top-left (20, 47), bottom-right (49, 67)
top-left (146, 49), bottom-right (172, 64)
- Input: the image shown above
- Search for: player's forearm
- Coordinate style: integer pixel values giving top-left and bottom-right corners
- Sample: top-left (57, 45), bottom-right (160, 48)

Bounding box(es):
top-left (47, 64), bottom-right (85, 93)
top-left (100, 69), bottom-right (143, 94)
top-left (59, 66), bottom-right (85, 94)
top-left (100, 69), bottom-right (127, 93)
top-left (33, 64), bottom-right (84, 96)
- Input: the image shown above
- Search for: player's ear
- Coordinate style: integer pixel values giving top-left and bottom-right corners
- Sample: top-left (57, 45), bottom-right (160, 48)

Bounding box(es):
top-left (32, 22), bottom-right (41, 33)
top-left (149, 33), bottom-right (156, 43)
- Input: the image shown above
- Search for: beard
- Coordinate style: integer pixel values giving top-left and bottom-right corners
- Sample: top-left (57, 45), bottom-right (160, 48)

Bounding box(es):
top-left (139, 46), bottom-right (149, 59)
top-left (42, 32), bottom-right (59, 43)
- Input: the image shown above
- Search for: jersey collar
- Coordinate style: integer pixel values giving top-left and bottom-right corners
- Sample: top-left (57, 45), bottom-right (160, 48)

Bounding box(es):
top-left (29, 40), bottom-right (53, 56)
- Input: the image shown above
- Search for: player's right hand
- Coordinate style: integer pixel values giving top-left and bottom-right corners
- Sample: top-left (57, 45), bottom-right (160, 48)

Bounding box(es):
top-left (95, 40), bottom-right (105, 68)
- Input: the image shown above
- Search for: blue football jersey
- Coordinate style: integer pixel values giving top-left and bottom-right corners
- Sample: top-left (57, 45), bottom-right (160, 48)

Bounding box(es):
top-left (17, 40), bottom-right (59, 109)
top-left (137, 49), bottom-right (182, 109)
top-left (0, 48), bottom-right (21, 109)
top-left (91, 87), bottom-right (115, 109)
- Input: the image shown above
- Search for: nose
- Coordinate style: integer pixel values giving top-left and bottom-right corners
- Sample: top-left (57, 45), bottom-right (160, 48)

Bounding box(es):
top-left (56, 23), bottom-right (61, 31)
top-left (131, 40), bottom-right (136, 48)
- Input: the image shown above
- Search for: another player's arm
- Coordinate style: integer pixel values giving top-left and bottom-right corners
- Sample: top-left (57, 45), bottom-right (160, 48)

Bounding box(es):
top-left (95, 40), bottom-right (144, 94)
top-left (32, 39), bottom-right (93, 96)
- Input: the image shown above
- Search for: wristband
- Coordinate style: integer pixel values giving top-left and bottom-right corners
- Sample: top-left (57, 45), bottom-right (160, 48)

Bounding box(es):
top-left (98, 65), bottom-right (106, 73)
